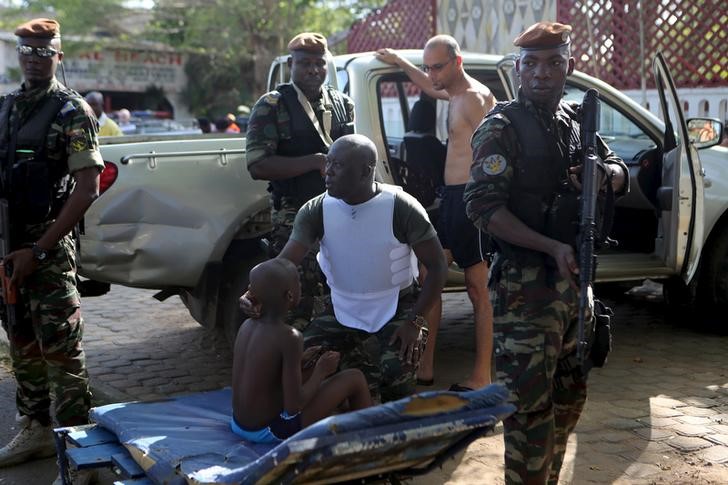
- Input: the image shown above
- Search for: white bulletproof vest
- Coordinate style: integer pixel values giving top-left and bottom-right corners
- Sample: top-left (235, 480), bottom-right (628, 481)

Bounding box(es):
top-left (317, 185), bottom-right (417, 333)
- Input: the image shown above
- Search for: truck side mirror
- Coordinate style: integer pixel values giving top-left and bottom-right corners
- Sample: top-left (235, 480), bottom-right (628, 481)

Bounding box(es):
top-left (686, 118), bottom-right (724, 149)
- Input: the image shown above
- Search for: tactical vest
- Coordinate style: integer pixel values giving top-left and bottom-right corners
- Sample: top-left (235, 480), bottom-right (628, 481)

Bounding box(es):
top-left (270, 83), bottom-right (353, 209)
top-left (491, 100), bottom-right (582, 265)
top-left (0, 89), bottom-right (74, 247)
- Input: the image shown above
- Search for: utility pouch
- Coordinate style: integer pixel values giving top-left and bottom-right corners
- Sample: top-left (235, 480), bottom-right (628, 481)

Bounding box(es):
top-left (589, 298), bottom-right (613, 368)
top-left (545, 193), bottom-right (579, 245)
top-left (13, 156), bottom-right (53, 224)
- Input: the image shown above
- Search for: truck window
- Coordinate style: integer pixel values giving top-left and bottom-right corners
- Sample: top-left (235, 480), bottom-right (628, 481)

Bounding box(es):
top-left (563, 84), bottom-right (657, 165)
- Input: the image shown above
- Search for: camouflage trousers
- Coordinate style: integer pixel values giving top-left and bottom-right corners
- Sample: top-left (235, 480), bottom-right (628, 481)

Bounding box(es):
top-left (490, 262), bottom-right (592, 485)
top-left (270, 198), bottom-right (325, 329)
top-left (1, 236), bottom-right (91, 427)
top-left (303, 292), bottom-right (420, 404)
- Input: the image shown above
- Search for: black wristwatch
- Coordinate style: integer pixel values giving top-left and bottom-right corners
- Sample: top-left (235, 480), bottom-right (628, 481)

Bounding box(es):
top-left (31, 243), bottom-right (48, 262)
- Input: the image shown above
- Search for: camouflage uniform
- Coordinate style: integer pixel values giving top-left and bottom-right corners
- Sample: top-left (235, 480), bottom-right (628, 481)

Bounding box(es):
top-left (246, 87), bottom-right (354, 327)
top-left (304, 291), bottom-right (422, 403)
top-left (291, 186), bottom-right (437, 403)
top-left (464, 92), bottom-right (628, 484)
top-left (1, 78), bottom-right (104, 427)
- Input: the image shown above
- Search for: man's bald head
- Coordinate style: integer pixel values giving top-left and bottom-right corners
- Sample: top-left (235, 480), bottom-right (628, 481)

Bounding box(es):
top-left (325, 134), bottom-right (378, 202)
top-left (85, 91), bottom-right (104, 118)
top-left (425, 35), bottom-right (461, 58)
top-left (330, 134), bottom-right (377, 169)
top-left (248, 258), bottom-right (301, 312)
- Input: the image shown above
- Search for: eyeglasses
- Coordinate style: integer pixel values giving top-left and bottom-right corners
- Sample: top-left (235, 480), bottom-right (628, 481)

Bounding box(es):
top-left (422, 58), bottom-right (454, 73)
top-left (16, 45), bottom-right (60, 58)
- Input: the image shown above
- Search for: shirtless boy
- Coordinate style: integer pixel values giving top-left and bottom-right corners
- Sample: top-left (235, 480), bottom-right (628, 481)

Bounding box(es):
top-left (376, 35), bottom-right (495, 391)
top-left (232, 259), bottom-right (372, 444)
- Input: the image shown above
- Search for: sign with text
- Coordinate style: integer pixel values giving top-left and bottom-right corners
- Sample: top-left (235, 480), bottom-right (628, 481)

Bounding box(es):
top-left (63, 47), bottom-right (187, 93)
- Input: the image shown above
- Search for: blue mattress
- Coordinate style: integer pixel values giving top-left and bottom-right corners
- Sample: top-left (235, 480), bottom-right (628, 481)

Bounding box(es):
top-left (90, 385), bottom-right (514, 484)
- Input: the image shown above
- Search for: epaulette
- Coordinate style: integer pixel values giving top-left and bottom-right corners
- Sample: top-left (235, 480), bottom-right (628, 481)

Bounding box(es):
top-left (262, 90), bottom-right (282, 106)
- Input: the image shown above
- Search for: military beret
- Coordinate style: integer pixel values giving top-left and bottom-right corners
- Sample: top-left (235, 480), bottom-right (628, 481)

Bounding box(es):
top-left (288, 32), bottom-right (327, 54)
top-left (14, 18), bottom-right (61, 39)
top-left (513, 21), bottom-right (571, 50)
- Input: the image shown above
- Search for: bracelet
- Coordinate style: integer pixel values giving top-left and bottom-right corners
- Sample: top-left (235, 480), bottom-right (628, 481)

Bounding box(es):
top-left (408, 314), bottom-right (427, 330)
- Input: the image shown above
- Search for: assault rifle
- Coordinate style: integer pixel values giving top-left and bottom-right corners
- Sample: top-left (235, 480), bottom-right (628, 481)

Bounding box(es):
top-left (576, 89), bottom-right (600, 364)
top-left (0, 198), bottom-right (17, 331)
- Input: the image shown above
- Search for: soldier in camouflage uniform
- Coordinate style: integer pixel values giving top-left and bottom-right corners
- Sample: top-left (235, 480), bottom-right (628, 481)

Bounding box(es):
top-left (274, 134), bottom-right (447, 403)
top-left (246, 32), bottom-right (354, 327)
top-left (463, 22), bottom-right (629, 484)
top-left (0, 19), bottom-right (103, 476)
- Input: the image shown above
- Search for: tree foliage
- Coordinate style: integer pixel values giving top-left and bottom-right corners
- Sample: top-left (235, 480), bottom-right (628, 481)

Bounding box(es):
top-left (0, 0), bottom-right (126, 37)
top-left (148, 0), bottom-right (382, 117)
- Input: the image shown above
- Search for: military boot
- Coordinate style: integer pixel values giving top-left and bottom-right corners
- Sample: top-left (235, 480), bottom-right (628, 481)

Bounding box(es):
top-left (0, 415), bottom-right (56, 467)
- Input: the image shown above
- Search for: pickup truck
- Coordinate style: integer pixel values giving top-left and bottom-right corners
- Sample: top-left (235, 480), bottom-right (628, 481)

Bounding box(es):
top-left (83, 51), bottom-right (727, 341)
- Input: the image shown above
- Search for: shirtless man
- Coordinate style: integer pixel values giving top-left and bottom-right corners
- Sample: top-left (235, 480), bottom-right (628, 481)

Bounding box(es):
top-left (376, 35), bottom-right (495, 391)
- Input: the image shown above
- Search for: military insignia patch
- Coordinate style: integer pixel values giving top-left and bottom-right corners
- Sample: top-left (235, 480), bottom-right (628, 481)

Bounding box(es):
top-left (59, 101), bottom-right (77, 119)
top-left (482, 154), bottom-right (507, 176)
top-left (70, 136), bottom-right (88, 152)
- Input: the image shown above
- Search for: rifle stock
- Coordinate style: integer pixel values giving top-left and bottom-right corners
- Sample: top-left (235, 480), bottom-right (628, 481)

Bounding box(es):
top-left (577, 89), bottom-right (601, 364)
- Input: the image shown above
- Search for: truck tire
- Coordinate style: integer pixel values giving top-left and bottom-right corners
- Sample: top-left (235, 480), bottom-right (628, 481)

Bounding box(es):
top-left (698, 230), bottom-right (728, 310)
top-left (216, 240), bottom-right (268, 346)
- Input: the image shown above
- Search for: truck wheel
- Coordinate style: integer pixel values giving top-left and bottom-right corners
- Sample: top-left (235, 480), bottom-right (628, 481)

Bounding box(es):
top-left (698, 230), bottom-right (728, 310)
top-left (662, 276), bottom-right (697, 323)
top-left (217, 240), bottom-right (268, 347)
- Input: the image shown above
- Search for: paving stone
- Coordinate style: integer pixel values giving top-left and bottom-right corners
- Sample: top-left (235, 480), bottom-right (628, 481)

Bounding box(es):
top-left (649, 406), bottom-right (683, 418)
top-left (676, 415), bottom-right (713, 425)
top-left (672, 423), bottom-right (712, 437)
top-left (650, 396), bottom-right (685, 408)
top-left (604, 418), bottom-right (645, 430)
top-left (709, 424), bottom-right (728, 434)
top-left (608, 406), bottom-right (649, 419)
top-left (637, 417), bottom-right (679, 428)
top-left (705, 434), bottom-right (728, 447)
top-left (624, 462), bottom-right (662, 479)
top-left (666, 436), bottom-right (712, 452)
top-left (682, 396), bottom-right (721, 408)
top-left (680, 406), bottom-right (718, 417)
top-left (632, 427), bottom-right (673, 441)
top-left (697, 445), bottom-right (728, 464)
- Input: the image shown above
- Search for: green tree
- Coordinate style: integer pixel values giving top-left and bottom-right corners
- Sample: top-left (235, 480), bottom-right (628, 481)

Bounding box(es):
top-left (148, 0), bottom-right (382, 117)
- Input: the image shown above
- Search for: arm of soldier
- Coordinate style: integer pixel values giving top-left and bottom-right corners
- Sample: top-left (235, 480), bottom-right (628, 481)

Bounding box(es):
top-left (464, 117), bottom-right (578, 286)
top-left (597, 135), bottom-right (629, 195)
top-left (374, 48), bottom-right (449, 101)
top-left (245, 95), bottom-right (326, 181)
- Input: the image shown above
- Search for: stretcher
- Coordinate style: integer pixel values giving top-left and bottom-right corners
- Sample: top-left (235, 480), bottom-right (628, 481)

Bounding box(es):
top-left (54, 384), bottom-right (514, 484)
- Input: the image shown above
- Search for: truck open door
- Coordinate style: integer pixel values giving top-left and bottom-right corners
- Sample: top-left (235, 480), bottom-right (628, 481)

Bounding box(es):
top-left (653, 52), bottom-right (705, 282)
top-left (496, 53), bottom-right (518, 101)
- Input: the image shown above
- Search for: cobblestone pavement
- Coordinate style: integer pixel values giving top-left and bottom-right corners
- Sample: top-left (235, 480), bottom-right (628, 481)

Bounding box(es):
top-left (1, 283), bottom-right (727, 484)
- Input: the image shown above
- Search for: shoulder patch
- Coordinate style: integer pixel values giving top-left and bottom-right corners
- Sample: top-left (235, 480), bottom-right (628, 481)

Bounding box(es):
top-left (481, 154), bottom-right (508, 176)
top-left (58, 101), bottom-right (77, 119)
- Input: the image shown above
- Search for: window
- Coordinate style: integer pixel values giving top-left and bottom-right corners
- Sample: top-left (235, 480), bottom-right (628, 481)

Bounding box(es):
top-left (563, 84), bottom-right (656, 164)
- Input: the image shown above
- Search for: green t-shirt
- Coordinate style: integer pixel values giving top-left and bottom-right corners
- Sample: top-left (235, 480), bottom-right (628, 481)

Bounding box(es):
top-left (290, 183), bottom-right (437, 249)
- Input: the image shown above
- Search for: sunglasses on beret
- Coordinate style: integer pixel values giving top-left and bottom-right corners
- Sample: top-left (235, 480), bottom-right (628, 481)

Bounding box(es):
top-left (16, 45), bottom-right (60, 58)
